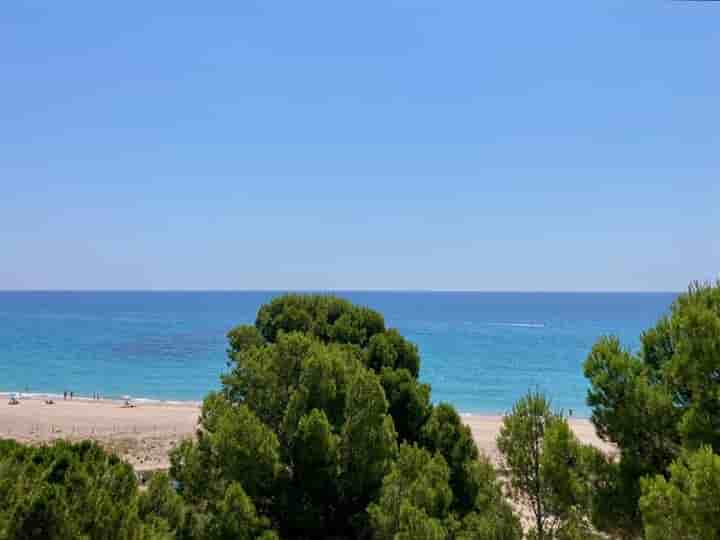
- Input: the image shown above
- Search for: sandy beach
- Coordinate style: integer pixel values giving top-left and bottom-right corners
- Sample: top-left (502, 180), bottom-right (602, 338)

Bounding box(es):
top-left (0, 395), bottom-right (613, 470)
top-left (0, 395), bottom-right (199, 471)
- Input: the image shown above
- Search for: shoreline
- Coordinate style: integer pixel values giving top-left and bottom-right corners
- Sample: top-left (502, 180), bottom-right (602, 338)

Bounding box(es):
top-left (0, 391), bottom-right (202, 408)
top-left (0, 391), bottom-right (591, 419)
top-left (0, 394), bottom-right (612, 471)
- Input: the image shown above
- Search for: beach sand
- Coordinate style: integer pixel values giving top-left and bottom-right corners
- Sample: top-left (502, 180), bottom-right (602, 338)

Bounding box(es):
top-left (0, 395), bottom-right (199, 471)
top-left (463, 413), bottom-right (614, 462)
top-left (0, 396), bottom-right (613, 471)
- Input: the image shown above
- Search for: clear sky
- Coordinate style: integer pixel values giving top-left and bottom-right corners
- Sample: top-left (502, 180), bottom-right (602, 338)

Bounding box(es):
top-left (1, 2), bottom-right (718, 291)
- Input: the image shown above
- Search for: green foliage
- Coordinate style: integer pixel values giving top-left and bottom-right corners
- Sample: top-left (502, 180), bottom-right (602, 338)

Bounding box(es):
top-left (368, 444), bottom-right (452, 540)
top-left (584, 336), bottom-right (679, 472)
top-left (665, 285), bottom-right (720, 451)
top-left (640, 446), bottom-right (720, 540)
top-left (368, 329), bottom-right (421, 377)
top-left (282, 341), bottom-right (360, 441)
top-left (0, 439), bottom-right (169, 540)
top-left (173, 299), bottom-right (362, 535)
top-left (369, 444), bottom-right (521, 540)
top-left (497, 391), bottom-right (596, 539)
top-left (379, 367), bottom-right (432, 443)
top-left (138, 473), bottom-right (187, 534)
top-left (583, 452), bottom-right (644, 539)
top-left (205, 483), bottom-right (277, 540)
top-left (255, 294), bottom-right (385, 346)
top-left (291, 408), bottom-right (341, 500)
top-left (394, 504), bottom-right (447, 540)
top-left (169, 395), bottom-right (282, 523)
top-left (204, 400), bottom-right (281, 499)
top-left (420, 403), bottom-right (480, 513)
top-left (239, 294), bottom-right (429, 444)
top-left (170, 294), bottom-right (520, 539)
top-left (451, 456), bottom-right (523, 540)
top-left (223, 327), bottom-right (393, 535)
top-left (583, 280), bottom-right (720, 536)
top-left (284, 409), bottom-right (342, 534)
top-left (454, 508), bottom-right (522, 540)
top-left (340, 368), bottom-right (398, 509)
top-left (226, 324), bottom-right (265, 360)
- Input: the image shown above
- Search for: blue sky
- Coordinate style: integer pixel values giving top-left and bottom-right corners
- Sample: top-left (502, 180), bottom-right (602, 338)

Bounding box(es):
top-left (2, 2), bottom-right (718, 291)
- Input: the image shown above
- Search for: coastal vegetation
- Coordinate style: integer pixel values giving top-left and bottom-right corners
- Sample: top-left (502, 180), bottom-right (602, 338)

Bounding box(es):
top-left (171, 295), bottom-right (521, 539)
top-left (0, 438), bottom-right (183, 539)
top-left (0, 282), bottom-right (719, 539)
top-left (497, 391), bottom-right (603, 539)
top-left (582, 280), bottom-right (720, 539)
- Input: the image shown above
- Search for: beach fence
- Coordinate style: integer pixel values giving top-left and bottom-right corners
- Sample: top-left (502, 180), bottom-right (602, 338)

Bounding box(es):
top-left (15, 422), bottom-right (188, 442)
top-left (11, 421), bottom-right (193, 469)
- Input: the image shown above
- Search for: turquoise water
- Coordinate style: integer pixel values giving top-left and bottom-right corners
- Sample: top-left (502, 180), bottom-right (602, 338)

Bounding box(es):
top-left (0, 291), bottom-right (676, 415)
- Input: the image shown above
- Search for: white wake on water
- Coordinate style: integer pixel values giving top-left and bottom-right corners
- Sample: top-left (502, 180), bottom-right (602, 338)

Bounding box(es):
top-left (488, 322), bottom-right (545, 328)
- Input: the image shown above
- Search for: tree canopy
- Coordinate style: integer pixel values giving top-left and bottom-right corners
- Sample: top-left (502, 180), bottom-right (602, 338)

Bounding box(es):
top-left (172, 293), bottom-right (520, 539)
top-left (640, 446), bottom-right (720, 540)
top-left (496, 391), bottom-right (601, 540)
top-left (583, 280), bottom-right (720, 538)
top-left (0, 439), bottom-right (187, 540)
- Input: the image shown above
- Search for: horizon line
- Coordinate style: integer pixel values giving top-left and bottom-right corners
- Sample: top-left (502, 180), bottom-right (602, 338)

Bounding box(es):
top-left (0, 288), bottom-right (684, 294)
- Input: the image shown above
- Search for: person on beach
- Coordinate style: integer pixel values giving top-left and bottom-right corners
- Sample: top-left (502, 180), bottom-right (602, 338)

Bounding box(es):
top-left (64, 391), bottom-right (67, 400)
top-left (70, 391), bottom-right (73, 400)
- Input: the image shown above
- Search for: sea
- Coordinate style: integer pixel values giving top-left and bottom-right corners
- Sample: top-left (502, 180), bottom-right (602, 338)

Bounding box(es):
top-left (0, 291), bottom-right (677, 417)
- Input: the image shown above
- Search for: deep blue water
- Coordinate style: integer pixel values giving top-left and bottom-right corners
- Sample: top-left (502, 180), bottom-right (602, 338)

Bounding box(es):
top-left (0, 291), bottom-right (676, 416)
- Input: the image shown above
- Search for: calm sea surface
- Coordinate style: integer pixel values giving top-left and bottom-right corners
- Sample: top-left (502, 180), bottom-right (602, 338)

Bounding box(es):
top-left (0, 291), bottom-right (676, 416)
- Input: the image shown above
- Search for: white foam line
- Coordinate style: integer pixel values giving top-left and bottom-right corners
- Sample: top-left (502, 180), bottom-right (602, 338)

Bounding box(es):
top-left (0, 390), bottom-right (201, 406)
top-left (488, 322), bottom-right (545, 328)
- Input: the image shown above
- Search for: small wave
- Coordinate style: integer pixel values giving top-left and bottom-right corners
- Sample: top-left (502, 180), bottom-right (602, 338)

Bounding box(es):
top-left (0, 390), bottom-right (201, 406)
top-left (0, 391), bottom-right (66, 400)
top-left (131, 397), bottom-right (201, 406)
